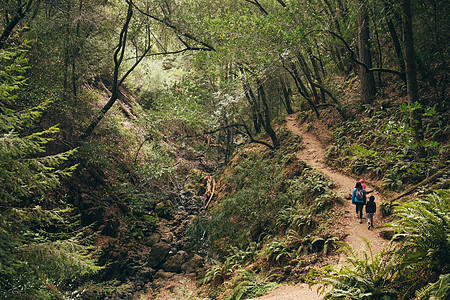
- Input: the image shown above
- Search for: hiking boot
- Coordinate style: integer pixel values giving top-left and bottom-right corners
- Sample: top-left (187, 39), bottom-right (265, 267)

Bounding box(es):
top-left (368, 224), bottom-right (371, 230)
top-left (359, 219), bottom-right (362, 224)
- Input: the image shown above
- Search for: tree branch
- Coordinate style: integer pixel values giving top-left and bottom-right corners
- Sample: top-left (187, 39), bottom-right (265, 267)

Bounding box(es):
top-left (130, 2), bottom-right (215, 51)
top-left (197, 124), bottom-right (275, 150)
top-left (244, 0), bottom-right (268, 15)
top-left (326, 30), bottom-right (406, 83)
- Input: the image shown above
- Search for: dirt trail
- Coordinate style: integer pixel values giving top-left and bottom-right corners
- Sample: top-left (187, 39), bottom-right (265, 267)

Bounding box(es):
top-left (254, 114), bottom-right (388, 300)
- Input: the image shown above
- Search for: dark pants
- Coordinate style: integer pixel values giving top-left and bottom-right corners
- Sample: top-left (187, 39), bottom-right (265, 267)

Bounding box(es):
top-left (355, 203), bottom-right (364, 219)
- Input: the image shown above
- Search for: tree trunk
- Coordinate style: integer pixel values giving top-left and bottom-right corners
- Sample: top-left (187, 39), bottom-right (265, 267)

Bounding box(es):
top-left (257, 79), bottom-right (280, 149)
top-left (244, 82), bottom-right (262, 134)
top-left (297, 51), bottom-right (320, 104)
top-left (80, 2), bottom-right (134, 140)
top-left (285, 62), bottom-right (320, 118)
top-left (280, 79), bottom-right (294, 114)
top-left (384, 0), bottom-right (405, 73)
top-left (308, 46), bottom-right (326, 103)
top-left (0, 0), bottom-right (38, 49)
top-left (401, 0), bottom-right (425, 158)
top-left (323, 0), bottom-right (346, 73)
top-left (358, 0), bottom-right (376, 105)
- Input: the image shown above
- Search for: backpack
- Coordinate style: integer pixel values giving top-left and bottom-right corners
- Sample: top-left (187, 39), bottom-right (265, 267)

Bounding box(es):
top-left (355, 188), bottom-right (364, 200)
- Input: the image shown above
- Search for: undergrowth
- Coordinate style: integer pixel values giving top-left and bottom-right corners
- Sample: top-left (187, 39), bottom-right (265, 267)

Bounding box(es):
top-left (189, 129), bottom-right (342, 298)
top-left (325, 101), bottom-right (449, 192)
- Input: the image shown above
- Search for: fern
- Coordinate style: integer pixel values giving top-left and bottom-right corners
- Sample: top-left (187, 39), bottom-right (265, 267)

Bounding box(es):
top-left (390, 190), bottom-right (450, 266)
top-left (225, 270), bottom-right (278, 300)
top-left (203, 258), bottom-right (237, 285)
top-left (415, 273), bottom-right (450, 300)
top-left (262, 238), bottom-right (291, 265)
top-left (319, 241), bottom-right (401, 299)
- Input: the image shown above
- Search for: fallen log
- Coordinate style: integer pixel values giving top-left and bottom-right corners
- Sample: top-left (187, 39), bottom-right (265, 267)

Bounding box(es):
top-left (388, 165), bottom-right (450, 202)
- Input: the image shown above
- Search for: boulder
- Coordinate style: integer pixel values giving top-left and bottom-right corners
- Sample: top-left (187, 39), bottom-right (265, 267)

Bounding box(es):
top-left (181, 254), bottom-right (204, 273)
top-left (148, 241), bottom-right (171, 268)
top-left (162, 253), bottom-right (186, 273)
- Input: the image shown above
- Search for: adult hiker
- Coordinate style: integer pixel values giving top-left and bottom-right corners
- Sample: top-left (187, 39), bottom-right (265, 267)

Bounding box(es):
top-left (352, 181), bottom-right (367, 223)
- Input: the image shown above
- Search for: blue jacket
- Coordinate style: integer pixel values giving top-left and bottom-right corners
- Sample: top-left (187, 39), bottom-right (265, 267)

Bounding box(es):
top-left (352, 188), bottom-right (366, 205)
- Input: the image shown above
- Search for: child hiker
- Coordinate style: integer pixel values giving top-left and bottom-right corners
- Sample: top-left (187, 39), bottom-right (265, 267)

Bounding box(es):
top-left (366, 195), bottom-right (376, 229)
top-left (352, 181), bottom-right (366, 223)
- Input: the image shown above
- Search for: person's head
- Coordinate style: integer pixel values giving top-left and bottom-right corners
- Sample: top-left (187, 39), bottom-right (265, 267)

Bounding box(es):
top-left (369, 195), bottom-right (375, 202)
top-left (360, 179), bottom-right (364, 184)
top-left (356, 182), bottom-right (362, 189)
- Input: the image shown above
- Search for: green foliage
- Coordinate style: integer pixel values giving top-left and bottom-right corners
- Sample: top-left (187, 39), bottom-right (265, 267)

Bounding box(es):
top-left (379, 201), bottom-right (394, 217)
top-left (0, 44), bottom-right (98, 298)
top-left (193, 148), bottom-right (337, 255)
top-left (416, 273), bottom-right (450, 300)
top-left (261, 238), bottom-right (291, 266)
top-left (326, 103), bottom-right (447, 192)
top-left (194, 134), bottom-right (339, 297)
top-left (311, 236), bottom-right (339, 255)
top-left (319, 241), bottom-right (400, 300)
top-left (74, 279), bottom-right (131, 300)
top-left (390, 190), bottom-right (450, 268)
top-left (227, 243), bottom-right (260, 265)
top-left (0, 46), bottom-right (77, 203)
top-left (202, 258), bottom-right (237, 286)
top-left (224, 270), bottom-right (278, 300)
top-left (0, 206), bottom-right (101, 299)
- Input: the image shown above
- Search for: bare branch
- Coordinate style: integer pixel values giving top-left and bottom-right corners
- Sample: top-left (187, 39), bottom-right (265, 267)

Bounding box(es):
top-left (326, 30), bottom-right (406, 83)
top-left (130, 2), bottom-right (215, 51)
top-left (195, 124), bottom-right (275, 150)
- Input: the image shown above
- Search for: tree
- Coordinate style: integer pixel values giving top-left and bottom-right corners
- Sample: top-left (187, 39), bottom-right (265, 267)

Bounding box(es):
top-left (0, 46), bottom-right (77, 202)
top-left (358, 0), bottom-right (376, 104)
top-left (401, 0), bottom-right (425, 158)
top-left (0, 0), bottom-right (41, 49)
top-left (0, 44), bottom-right (99, 299)
top-left (80, 0), bottom-right (214, 140)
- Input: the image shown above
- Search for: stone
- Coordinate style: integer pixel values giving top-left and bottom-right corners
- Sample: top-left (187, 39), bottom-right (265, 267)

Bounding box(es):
top-left (148, 241), bottom-right (171, 268)
top-left (162, 253), bottom-right (186, 273)
top-left (147, 233), bottom-right (160, 246)
top-left (181, 254), bottom-right (204, 273)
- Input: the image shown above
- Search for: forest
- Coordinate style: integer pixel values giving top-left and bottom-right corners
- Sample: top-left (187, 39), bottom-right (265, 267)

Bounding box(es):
top-left (0, 0), bottom-right (449, 299)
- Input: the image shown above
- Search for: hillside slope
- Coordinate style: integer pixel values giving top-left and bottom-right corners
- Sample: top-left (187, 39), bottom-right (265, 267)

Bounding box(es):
top-left (254, 113), bottom-right (390, 300)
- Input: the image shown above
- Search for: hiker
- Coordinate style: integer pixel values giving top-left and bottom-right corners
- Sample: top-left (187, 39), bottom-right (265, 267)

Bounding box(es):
top-left (359, 179), bottom-right (366, 190)
top-left (366, 195), bottom-right (376, 229)
top-left (352, 181), bottom-right (366, 223)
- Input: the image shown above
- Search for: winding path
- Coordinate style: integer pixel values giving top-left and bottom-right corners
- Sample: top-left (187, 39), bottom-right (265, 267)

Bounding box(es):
top-left (254, 114), bottom-right (388, 300)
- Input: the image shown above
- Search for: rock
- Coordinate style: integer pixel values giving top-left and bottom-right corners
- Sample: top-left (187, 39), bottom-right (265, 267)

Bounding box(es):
top-left (148, 241), bottom-right (171, 268)
top-left (154, 270), bottom-right (176, 279)
top-left (139, 266), bottom-right (155, 281)
top-left (147, 233), bottom-right (160, 246)
top-left (177, 250), bottom-right (189, 260)
top-left (158, 226), bottom-right (175, 243)
top-left (181, 254), bottom-right (204, 273)
top-left (163, 253), bottom-right (186, 273)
